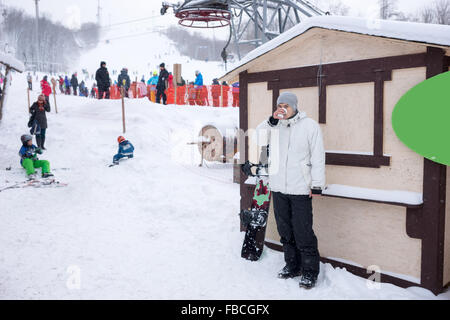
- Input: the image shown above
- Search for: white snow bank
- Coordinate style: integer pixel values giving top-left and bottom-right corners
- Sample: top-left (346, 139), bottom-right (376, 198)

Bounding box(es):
top-left (1, 72), bottom-right (448, 300)
top-left (0, 52), bottom-right (25, 72)
top-left (242, 181), bottom-right (422, 205)
top-left (323, 184), bottom-right (423, 206)
top-left (223, 15), bottom-right (450, 78)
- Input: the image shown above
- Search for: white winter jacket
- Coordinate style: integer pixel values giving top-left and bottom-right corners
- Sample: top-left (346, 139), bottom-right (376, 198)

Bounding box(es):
top-left (255, 111), bottom-right (326, 195)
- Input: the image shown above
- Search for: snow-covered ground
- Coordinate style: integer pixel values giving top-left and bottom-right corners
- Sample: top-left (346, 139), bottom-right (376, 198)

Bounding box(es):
top-left (0, 73), bottom-right (449, 300)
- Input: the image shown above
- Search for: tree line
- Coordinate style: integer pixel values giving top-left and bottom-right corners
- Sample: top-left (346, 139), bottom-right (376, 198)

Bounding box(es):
top-left (0, 6), bottom-right (100, 73)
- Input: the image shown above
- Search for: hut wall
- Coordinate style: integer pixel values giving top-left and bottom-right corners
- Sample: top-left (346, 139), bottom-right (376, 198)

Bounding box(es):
top-left (265, 198), bottom-right (422, 281)
top-left (243, 30), bottom-right (436, 281)
top-left (246, 29), bottom-right (426, 74)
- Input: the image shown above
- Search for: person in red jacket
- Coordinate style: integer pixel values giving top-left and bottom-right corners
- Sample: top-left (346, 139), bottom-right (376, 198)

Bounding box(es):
top-left (40, 76), bottom-right (52, 107)
top-left (58, 76), bottom-right (64, 94)
top-left (168, 72), bottom-right (174, 89)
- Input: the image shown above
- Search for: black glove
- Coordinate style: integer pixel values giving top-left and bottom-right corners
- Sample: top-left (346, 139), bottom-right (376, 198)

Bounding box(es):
top-left (268, 116), bottom-right (279, 126)
top-left (24, 151), bottom-right (34, 159)
top-left (27, 119), bottom-right (33, 128)
top-left (35, 148), bottom-right (43, 155)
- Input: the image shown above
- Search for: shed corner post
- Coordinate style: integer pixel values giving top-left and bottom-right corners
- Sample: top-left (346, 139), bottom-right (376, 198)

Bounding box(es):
top-left (420, 46), bottom-right (447, 295)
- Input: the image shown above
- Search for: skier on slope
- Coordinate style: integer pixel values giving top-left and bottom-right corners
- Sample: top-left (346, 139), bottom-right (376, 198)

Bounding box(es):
top-left (96, 61), bottom-right (111, 99)
top-left (27, 72), bottom-right (33, 90)
top-left (112, 136), bottom-right (134, 165)
top-left (194, 70), bottom-right (204, 106)
top-left (19, 134), bottom-right (53, 180)
top-left (156, 63), bottom-right (169, 105)
top-left (71, 73), bottom-right (79, 96)
top-left (147, 71), bottom-right (159, 102)
top-left (28, 94), bottom-right (51, 150)
top-left (147, 71), bottom-right (159, 86)
top-left (117, 68), bottom-right (131, 98)
top-left (255, 92), bottom-right (325, 289)
top-left (40, 76), bottom-right (52, 107)
top-left (64, 76), bottom-right (71, 95)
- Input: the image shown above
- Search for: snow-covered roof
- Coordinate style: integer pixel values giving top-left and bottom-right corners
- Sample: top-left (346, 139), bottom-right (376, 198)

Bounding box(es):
top-left (0, 52), bottom-right (25, 72)
top-left (222, 15), bottom-right (450, 79)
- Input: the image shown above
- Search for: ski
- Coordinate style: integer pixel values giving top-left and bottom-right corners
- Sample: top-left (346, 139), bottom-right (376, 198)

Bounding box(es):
top-left (0, 178), bottom-right (68, 192)
top-left (5, 166), bottom-right (71, 172)
top-left (240, 160), bottom-right (271, 261)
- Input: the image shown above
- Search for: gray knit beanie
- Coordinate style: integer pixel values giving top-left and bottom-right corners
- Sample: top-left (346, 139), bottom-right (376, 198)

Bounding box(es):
top-left (277, 92), bottom-right (298, 112)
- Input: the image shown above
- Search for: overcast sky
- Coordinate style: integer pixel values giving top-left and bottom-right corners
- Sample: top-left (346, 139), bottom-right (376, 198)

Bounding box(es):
top-left (1, 0), bottom-right (433, 28)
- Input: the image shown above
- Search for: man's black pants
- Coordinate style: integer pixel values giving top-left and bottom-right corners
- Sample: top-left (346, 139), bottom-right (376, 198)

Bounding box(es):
top-left (98, 88), bottom-right (110, 99)
top-left (156, 88), bottom-right (167, 105)
top-left (272, 192), bottom-right (320, 277)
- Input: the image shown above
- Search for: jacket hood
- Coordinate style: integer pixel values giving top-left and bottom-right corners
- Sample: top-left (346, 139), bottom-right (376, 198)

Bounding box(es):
top-left (279, 111), bottom-right (307, 126)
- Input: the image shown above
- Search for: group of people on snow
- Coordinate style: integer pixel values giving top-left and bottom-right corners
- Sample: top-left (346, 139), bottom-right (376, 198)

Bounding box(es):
top-left (21, 64), bottom-right (322, 289)
top-left (27, 60), bottom-right (238, 106)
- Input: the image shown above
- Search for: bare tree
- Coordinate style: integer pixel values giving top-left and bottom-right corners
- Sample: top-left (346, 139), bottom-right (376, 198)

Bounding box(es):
top-left (379, 0), bottom-right (398, 19)
top-left (420, 5), bottom-right (436, 23)
top-left (434, 0), bottom-right (450, 24)
top-left (328, 0), bottom-right (350, 16)
top-left (1, 6), bottom-right (90, 72)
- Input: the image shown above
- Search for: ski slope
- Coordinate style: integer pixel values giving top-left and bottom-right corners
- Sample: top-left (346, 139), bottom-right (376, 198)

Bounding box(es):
top-left (0, 73), bottom-right (449, 300)
top-left (74, 17), bottom-right (227, 87)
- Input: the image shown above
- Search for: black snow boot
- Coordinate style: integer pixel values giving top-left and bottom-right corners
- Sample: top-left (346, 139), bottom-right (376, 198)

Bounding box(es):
top-left (35, 136), bottom-right (42, 148)
top-left (42, 172), bottom-right (54, 178)
top-left (299, 273), bottom-right (317, 289)
top-left (41, 136), bottom-right (46, 150)
top-left (278, 265), bottom-right (302, 279)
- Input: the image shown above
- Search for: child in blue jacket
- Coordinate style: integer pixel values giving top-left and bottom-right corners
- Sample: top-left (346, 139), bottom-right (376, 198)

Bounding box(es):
top-left (19, 134), bottom-right (53, 179)
top-left (113, 136), bottom-right (134, 165)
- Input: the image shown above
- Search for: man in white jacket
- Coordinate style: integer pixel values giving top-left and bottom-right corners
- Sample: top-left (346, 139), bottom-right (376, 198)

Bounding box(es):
top-left (256, 92), bottom-right (325, 289)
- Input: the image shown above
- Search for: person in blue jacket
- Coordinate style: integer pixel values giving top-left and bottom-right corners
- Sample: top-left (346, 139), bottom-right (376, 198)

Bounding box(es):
top-left (64, 76), bottom-right (71, 95)
top-left (19, 134), bottom-right (53, 179)
top-left (113, 136), bottom-right (134, 165)
top-left (147, 71), bottom-right (159, 85)
top-left (194, 70), bottom-right (203, 87)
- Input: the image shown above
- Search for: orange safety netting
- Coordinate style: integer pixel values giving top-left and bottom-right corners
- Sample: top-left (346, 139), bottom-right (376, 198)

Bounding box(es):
top-left (101, 85), bottom-right (239, 107)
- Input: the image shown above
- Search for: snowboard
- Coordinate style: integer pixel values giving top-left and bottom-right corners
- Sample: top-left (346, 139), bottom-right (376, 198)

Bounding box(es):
top-left (240, 160), bottom-right (271, 261)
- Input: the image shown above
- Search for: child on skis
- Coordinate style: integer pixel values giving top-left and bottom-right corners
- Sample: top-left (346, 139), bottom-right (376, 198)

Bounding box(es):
top-left (19, 134), bottom-right (53, 180)
top-left (113, 136), bottom-right (134, 165)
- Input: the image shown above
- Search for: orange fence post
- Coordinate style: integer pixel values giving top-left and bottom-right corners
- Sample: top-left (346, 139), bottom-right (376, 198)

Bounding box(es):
top-left (167, 87), bottom-right (175, 105)
top-left (232, 86), bottom-right (239, 107)
top-left (176, 86), bottom-right (186, 105)
top-left (211, 85), bottom-right (220, 107)
top-left (202, 86), bottom-right (209, 106)
top-left (130, 82), bottom-right (137, 99)
top-left (222, 85), bottom-right (229, 107)
top-left (188, 85), bottom-right (196, 105)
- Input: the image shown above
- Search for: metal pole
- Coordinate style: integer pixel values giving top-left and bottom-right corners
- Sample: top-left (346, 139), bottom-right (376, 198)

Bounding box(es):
top-left (121, 87), bottom-right (126, 133)
top-left (34, 0), bottom-right (40, 72)
top-left (53, 89), bottom-right (58, 114)
top-left (262, 0), bottom-right (268, 43)
top-left (27, 87), bottom-right (31, 113)
top-left (0, 66), bottom-right (10, 120)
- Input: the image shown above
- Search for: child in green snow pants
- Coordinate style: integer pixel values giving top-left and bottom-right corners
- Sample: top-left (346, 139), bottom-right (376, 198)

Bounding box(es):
top-left (22, 158), bottom-right (50, 176)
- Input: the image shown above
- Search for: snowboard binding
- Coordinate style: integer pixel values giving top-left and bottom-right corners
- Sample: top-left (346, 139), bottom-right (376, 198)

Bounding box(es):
top-left (240, 209), bottom-right (268, 228)
top-left (241, 160), bottom-right (268, 178)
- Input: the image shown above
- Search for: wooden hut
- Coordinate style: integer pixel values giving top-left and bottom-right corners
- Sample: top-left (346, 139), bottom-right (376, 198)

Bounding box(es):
top-left (220, 16), bottom-right (450, 294)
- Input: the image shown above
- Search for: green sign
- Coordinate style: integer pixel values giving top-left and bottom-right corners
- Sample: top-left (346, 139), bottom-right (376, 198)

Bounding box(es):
top-left (392, 71), bottom-right (450, 166)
